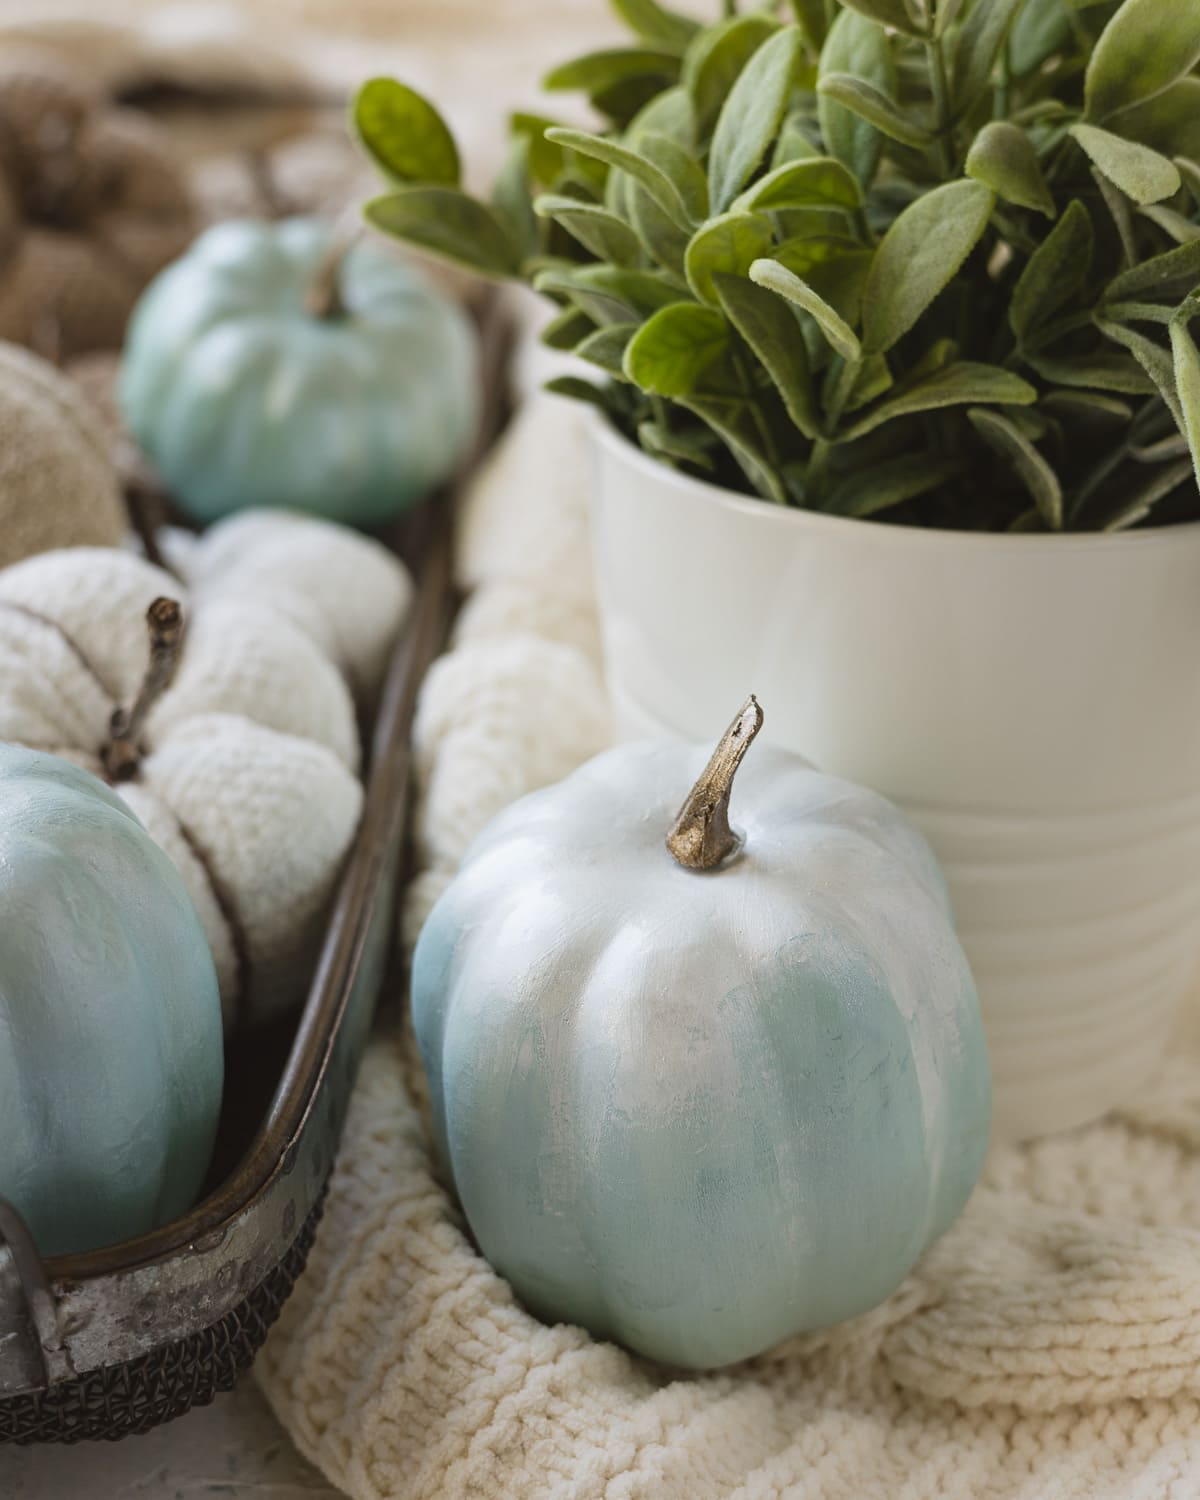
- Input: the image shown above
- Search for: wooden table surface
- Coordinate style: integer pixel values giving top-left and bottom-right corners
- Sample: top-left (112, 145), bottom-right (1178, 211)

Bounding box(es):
top-left (0, 1382), bottom-right (341, 1498)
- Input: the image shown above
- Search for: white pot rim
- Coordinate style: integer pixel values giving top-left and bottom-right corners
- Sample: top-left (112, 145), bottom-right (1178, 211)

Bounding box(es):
top-left (587, 407), bottom-right (1200, 557)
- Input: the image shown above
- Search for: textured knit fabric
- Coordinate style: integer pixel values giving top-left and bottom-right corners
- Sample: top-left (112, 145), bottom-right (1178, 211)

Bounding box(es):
top-left (254, 389), bottom-right (1200, 1500)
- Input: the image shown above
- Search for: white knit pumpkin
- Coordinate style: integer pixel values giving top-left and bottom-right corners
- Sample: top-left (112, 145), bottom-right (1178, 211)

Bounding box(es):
top-left (159, 509), bottom-right (413, 700)
top-left (0, 546), bottom-right (363, 1029)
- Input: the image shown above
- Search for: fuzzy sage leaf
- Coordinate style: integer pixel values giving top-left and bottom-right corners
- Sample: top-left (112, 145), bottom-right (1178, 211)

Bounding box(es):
top-left (966, 123), bottom-right (1056, 218)
top-left (709, 25), bottom-right (806, 211)
top-left (1084, 0), bottom-right (1200, 124)
top-left (819, 10), bottom-right (894, 189)
top-left (353, 79), bottom-right (460, 185)
top-left (685, 213), bottom-right (775, 306)
top-left (967, 408), bottom-right (1064, 529)
top-left (750, 257), bottom-right (863, 362)
top-left (364, 188), bottom-right (519, 276)
top-left (1069, 124), bottom-right (1181, 206)
top-left (624, 302), bottom-right (732, 396)
top-left (862, 181), bottom-right (994, 353)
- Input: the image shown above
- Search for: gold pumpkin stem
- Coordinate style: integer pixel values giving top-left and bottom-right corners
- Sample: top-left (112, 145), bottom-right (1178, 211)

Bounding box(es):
top-left (666, 695), bottom-right (764, 871)
top-left (104, 598), bottom-right (185, 783)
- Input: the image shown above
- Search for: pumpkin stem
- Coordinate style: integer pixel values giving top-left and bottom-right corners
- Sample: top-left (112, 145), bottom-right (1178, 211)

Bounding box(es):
top-left (305, 223), bottom-right (362, 320)
top-left (103, 597), bottom-right (185, 782)
top-left (667, 695), bottom-right (763, 871)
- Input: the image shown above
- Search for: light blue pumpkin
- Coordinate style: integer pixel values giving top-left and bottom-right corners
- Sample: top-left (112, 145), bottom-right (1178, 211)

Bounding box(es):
top-left (119, 217), bottom-right (479, 528)
top-left (0, 745), bottom-right (224, 1257)
top-left (412, 703), bottom-right (991, 1369)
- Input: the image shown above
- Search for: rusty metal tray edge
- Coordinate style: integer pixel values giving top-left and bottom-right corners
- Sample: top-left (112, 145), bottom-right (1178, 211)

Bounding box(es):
top-left (0, 294), bottom-right (511, 1436)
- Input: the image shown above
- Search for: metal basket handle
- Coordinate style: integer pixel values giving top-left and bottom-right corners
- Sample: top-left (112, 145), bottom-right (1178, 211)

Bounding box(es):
top-left (0, 1199), bottom-right (71, 1395)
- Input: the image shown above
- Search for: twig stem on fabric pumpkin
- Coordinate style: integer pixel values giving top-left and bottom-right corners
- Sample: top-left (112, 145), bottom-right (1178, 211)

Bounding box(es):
top-left (104, 597), bottom-right (185, 782)
top-left (667, 695), bottom-right (763, 871)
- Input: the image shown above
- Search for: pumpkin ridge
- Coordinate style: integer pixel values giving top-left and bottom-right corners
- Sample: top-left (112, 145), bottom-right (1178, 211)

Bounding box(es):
top-left (167, 807), bottom-right (253, 1026)
top-left (0, 597), bottom-right (113, 702)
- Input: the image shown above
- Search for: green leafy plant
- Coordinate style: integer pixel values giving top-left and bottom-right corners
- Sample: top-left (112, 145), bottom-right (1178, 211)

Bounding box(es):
top-left (354, 0), bottom-right (1200, 532)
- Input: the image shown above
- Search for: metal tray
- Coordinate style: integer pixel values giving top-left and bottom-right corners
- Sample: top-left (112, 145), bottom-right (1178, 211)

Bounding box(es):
top-left (0, 297), bottom-right (510, 1444)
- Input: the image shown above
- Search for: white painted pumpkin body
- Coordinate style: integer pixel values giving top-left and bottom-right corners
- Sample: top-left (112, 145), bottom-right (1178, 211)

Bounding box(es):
top-left (413, 738), bottom-right (991, 1369)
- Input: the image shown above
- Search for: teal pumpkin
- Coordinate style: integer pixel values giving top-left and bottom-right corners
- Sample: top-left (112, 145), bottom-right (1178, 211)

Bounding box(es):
top-left (412, 701), bottom-right (991, 1369)
top-left (0, 745), bottom-right (224, 1257)
top-left (118, 217), bottom-right (479, 527)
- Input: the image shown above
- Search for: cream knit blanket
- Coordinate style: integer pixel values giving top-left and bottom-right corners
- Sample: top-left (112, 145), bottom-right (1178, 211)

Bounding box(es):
top-left (253, 372), bottom-right (1200, 1499)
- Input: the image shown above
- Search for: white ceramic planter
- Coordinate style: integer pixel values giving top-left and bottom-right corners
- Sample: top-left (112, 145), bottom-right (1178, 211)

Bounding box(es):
top-left (589, 414), bottom-right (1200, 1139)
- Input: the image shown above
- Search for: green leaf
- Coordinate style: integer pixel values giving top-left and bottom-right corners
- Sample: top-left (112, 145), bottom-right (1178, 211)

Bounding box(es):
top-left (683, 13), bottom-right (779, 134)
top-left (1069, 124), bottom-right (1181, 205)
top-left (819, 9), bottom-right (894, 188)
top-left (840, 362), bottom-right (1037, 439)
top-left (534, 194), bottom-right (642, 265)
top-left (1139, 205), bottom-right (1200, 245)
top-left (638, 419), bottom-right (717, 472)
top-left (862, 180), bottom-right (994, 354)
top-left (629, 183), bottom-right (691, 274)
top-left (685, 396), bottom-right (788, 502)
top-left (543, 375), bottom-right (613, 413)
top-left (637, 131), bottom-right (710, 219)
top-left (1095, 317), bottom-right (1182, 420)
top-left (733, 156), bottom-right (863, 212)
top-left (627, 84), bottom-right (696, 146)
top-left (712, 271), bottom-right (820, 438)
top-left (773, 234), bottom-right (864, 276)
top-left (353, 78), bottom-right (460, 185)
top-left (709, 25), bottom-right (806, 211)
top-left (951, 0), bottom-right (1026, 116)
top-left (623, 302), bottom-right (731, 395)
top-left (540, 306), bottom-right (595, 350)
top-left (685, 213), bottom-right (775, 305)
top-left (1110, 79), bottom-right (1200, 164)
top-left (838, 0), bottom-right (923, 34)
top-left (1169, 296), bottom-right (1200, 497)
top-left (1085, 0), bottom-right (1200, 123)
top-left (577, 322), bottom-right (638, 377)
top-left (491, 135), bottom-right (538, 260)
top-left (1026, 349), bottom-right (1154, 394)
top-left (510, 113), bottom-right (570, 188)
top-left (1010, 201), bottom-right (1092, 344)
top-left (967, 408), bottom-right (1064, 529)
top-left (543, 48), bottom-right (679, 94)
top-left (1106, 239), bottom-right (1200, 302)
top-left (1010, 0), bottom-right (1072, 77)
top-left (364, 187), bottom-right (519, 276)
top-left (534, 264), bottom-right (681, 323)
top-left (545, 128), bottom-right (692, 229)
top-left (838, 352), bottom-right (893, 411)
top-left (791, 0), bottom-right (831, 50)
top-left (825, 451), bottom-right (965, 517)
top-left (816, 74), bottom-right (933, 149)
top-left (965, 122), bottom-right (1056, 217)
top-left (1042, 389), bottom-right (1133, 422)
top-left (933, 0), bottom-right (968, 38)
top-left (610, 0), bottom-right (700, 54)
top-left (773, 113), bottom-right (822, 168)
top-left (1176, 156), bottom-right (1200, 209)
top-left (1098, 458), bottom-right (1194, 530)
top-left (1090, 164), bottom-right (1139, 267)
top-left (750, 257), bottom-right (862, 361)
top-left (1103, 300), bottom-right (1177, 326)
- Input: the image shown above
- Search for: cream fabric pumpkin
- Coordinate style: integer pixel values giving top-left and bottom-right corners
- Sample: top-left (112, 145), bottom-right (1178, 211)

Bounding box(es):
top-left (0, 546), bottom-right (363, 1028)
top-left (159, 509), bottom-right (413, 700)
